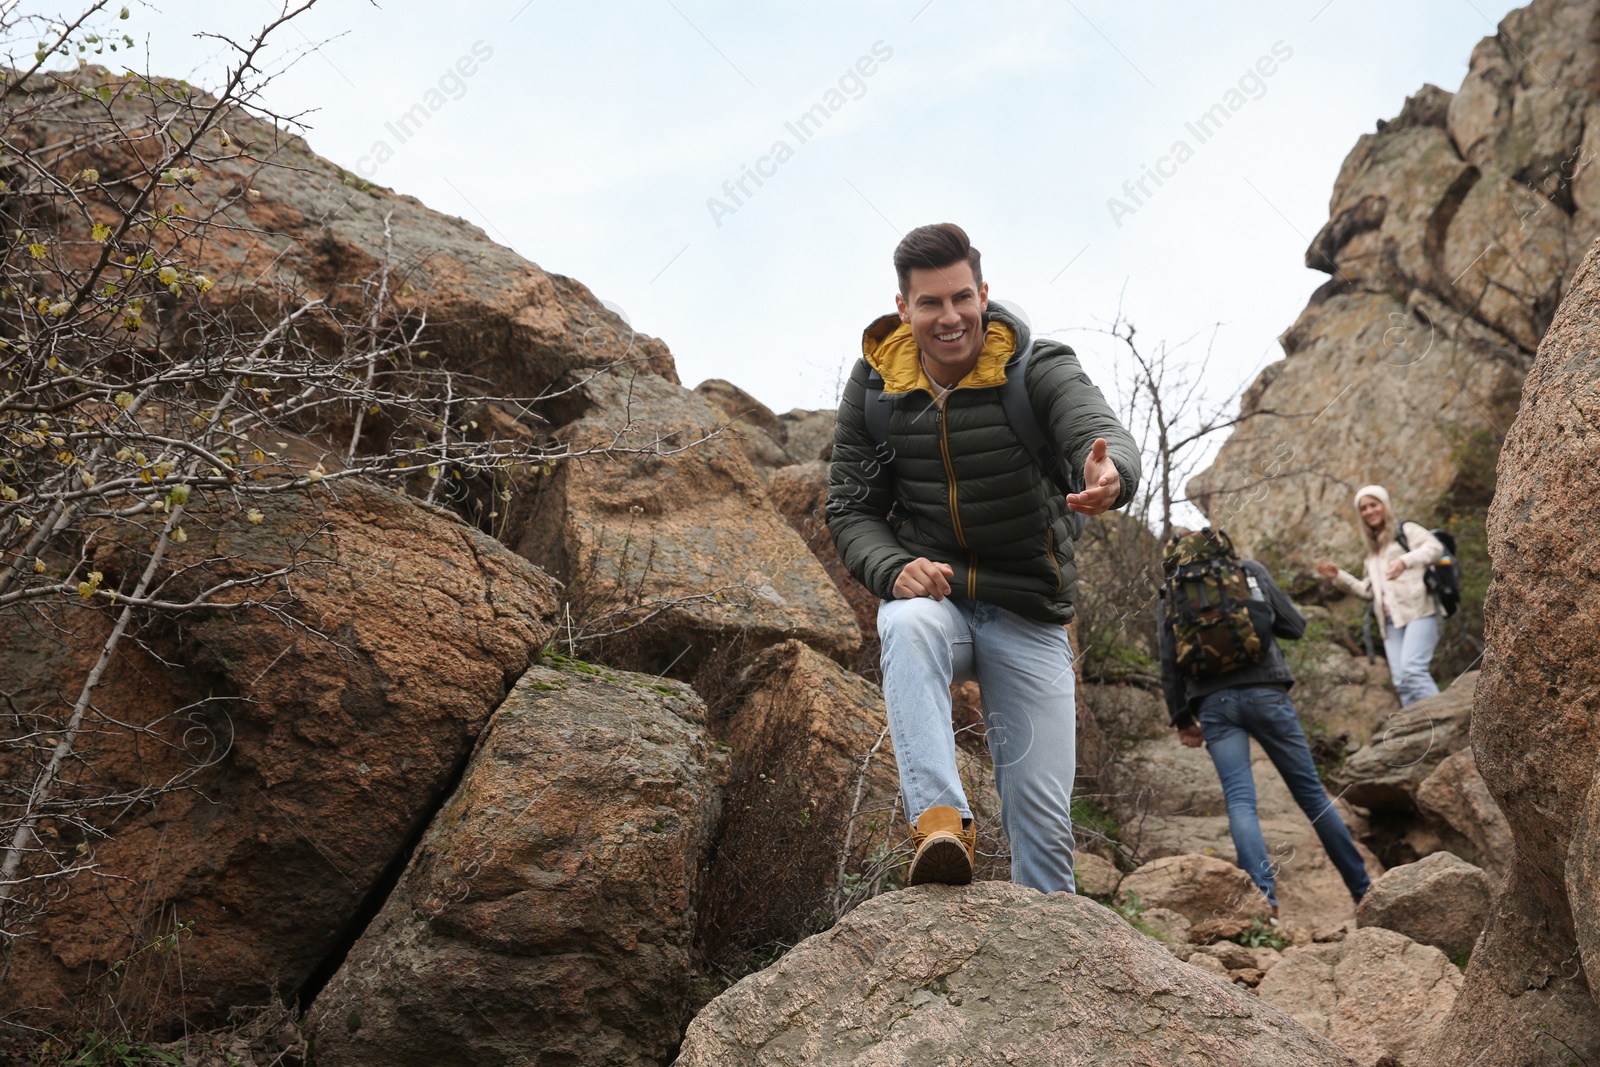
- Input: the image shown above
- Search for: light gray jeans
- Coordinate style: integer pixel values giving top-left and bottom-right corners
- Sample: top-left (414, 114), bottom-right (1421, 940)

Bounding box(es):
top-left (1384, 612), bottom-right (1441, 706)
top-left (877, 595), bottom-right (1077, 894)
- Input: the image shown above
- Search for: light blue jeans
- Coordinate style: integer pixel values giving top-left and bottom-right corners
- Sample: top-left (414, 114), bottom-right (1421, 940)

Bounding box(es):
top-left (1197, 686), bottom-right (1371, 908)
top-left (877, 596), bottom-right (1077, 894)
top-left (1384, 613), bottom-right (1441, 707)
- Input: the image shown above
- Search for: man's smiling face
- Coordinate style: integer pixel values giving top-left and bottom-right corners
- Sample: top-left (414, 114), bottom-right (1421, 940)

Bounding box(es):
top-left (895, 260), bottom-right (989, 383)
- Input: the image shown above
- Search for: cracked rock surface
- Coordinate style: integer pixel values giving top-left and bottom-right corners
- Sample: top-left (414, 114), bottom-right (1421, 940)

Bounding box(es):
top-left (677, 882), bottom-right (1359, 1066)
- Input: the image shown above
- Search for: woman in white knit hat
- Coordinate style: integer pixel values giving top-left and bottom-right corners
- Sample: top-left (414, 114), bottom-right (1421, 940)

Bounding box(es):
top-left (1315, 485), bottom-right (1446, 706)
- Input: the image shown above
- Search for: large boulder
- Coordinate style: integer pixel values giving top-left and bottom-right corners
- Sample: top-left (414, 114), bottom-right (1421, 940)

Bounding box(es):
top-left (696, 641), bottom-right (1006, 974)
top-left (1413, 748), bottom-right (1514, 884)
top-left (1190, 0), bottom-right (1600, 570)
top-left (0, 484), bottom-right (556, 1027)
top-left (766, 462), bottom-right (881, 678)
top-left (305, 660), bottom-right (719, 1067)
top-left (694, 379), bottom-right (799, 472)
top-left (692, 382), bottom-right (836, 472)
top-left (1423, 237), bottom-right (1600, 1062)
top-left (677, 883), bottom-right (1360, 1066)
top-left (1355, 851), bottom-right (1494, 960)
top-left (1118, 853), bottom-right (1273, 925)
top-left (777, 408), bottom-right (836, 466)
top-left (1257, 926), bottom-right (1464, 1067)
top-left (11, 68), bottom-right (677, 402)
top-left (1329, 673), bottom-right (1476, 812)
top-left (506, 371), bottom-right (860, 679)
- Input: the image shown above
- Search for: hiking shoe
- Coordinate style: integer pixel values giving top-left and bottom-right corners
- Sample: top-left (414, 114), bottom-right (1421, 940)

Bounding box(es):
top-left (907, 805), bottom-right (976, 887)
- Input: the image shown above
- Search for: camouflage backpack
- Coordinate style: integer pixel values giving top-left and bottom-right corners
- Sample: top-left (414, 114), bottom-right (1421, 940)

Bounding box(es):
top-left (1162, 527), bottom-right (1267, 681)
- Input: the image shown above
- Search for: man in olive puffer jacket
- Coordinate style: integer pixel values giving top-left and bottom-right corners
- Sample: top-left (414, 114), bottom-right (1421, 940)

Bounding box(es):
top-left (826, 223), bottom-right (1140, 893)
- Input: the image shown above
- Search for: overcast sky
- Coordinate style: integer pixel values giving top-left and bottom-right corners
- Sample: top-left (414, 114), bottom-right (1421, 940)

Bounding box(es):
top-left (26, 0), bottom-right (1518, 424)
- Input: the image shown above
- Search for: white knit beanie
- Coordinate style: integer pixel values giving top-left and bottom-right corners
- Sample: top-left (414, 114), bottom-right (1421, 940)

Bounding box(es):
top-left (1353, 484), bottom-right (1392, 511)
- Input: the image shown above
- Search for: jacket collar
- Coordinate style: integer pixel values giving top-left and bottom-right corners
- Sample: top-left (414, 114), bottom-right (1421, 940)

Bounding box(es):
top-left (861, 303), bottom-right (1030, 397)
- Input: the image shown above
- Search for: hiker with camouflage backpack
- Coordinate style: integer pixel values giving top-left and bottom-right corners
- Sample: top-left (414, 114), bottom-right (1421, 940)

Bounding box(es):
top-left (1157, 528), bottom-right (1370, 916)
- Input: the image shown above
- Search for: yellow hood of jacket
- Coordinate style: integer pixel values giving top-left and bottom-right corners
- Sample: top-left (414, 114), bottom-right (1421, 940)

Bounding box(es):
top-left (861, 314), bottom-right (1018, 395)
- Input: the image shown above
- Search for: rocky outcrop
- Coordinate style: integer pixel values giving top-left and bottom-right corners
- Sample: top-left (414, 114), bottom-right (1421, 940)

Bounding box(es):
top-left (1190, 0), bottom-right (1600, 569)
top-left (1355, 852), bottom-right (1493, 960)
top-left (766, 461), bottom-right (881, 677)
top-left (1258, 926), bottom-right (1464, 1067)
top-left (694, 380), bottom-right (797, 472)
top-left (0, 484), bottom-right (556, 1027)
top-left (1102, 728), bottom-right (1383, 933)
top-left (1422, 240), bottom-right (1600, 1063)
top-left (16, 70), bottom-right (676, 402)
top-left (1413, 748), bottom-right (1513, 884)
top-left (305, 661), bottom-right (719, 1067)
top-left (1118, 853), bottom-right (1273, 925)
top-left (506, 371), bottom-right (860, 678)
top-left (1282, 619), bottom-right (1402, 746)
top-left (694, 381), bottom-right (835, 473)
top-left (1329, 673), bottom-right (1476, 812)
top-left (697, 641), bottom-right (1006, 973)
top-left (696, 641), bottom-right (900, 969)
top-left (777, 408), bottom-right (837, 467)
top-left (677, 883), bottom-right (1360, 1066)
top-left (109, 59), bottom-right (860, 690)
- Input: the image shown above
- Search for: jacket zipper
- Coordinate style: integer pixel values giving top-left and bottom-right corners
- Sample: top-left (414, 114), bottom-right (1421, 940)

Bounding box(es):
top-left (937, 409), bottom-right (978, 598)
top-left (1048, 527), bottom-right (1062, 595)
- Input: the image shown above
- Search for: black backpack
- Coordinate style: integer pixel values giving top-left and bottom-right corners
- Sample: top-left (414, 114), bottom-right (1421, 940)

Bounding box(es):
top-left (1395, 521), bottom-right (1462, 618)
top-left (861, 312), bottom-right (1087, 538)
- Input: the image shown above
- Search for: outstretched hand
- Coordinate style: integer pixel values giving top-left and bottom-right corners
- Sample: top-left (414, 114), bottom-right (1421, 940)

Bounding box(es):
top-left (1315, 560), bottom-right (1338, 580)
top-left (1067, 438), bottom-right (1121, 515)
top-left (1178, 725), bottom-right (1205, 748)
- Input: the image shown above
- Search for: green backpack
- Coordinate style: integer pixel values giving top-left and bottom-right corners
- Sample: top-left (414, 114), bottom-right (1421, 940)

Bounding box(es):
top-left (1162, 527), bottom-right (1268, 681)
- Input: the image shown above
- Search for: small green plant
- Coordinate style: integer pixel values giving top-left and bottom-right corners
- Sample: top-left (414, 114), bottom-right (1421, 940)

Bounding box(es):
top-left (1111, 889), bottom-right (1143, 920)
top-left (1106, 890), bottom-right (1165, 941)
top-left (538, 645), bottom-right (605, 674)
top-left (1232, 918), bottom-right (1290, 952)
top-left (1071, 796), bottom-right (1123, 844)
top-left (63, 1034), bottom-right (182, 1066)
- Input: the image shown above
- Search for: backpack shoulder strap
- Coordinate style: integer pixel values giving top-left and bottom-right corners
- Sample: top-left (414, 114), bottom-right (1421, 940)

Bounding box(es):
top-left (999, 338), bottom-right (1074, 497)
top-left (1395, 520), bottom-right (1411, 552)
top-left (863, 368), bottom-right (895, 466)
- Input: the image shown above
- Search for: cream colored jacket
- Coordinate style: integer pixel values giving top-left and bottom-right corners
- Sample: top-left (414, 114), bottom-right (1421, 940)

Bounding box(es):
top-left (1333, 521), bottom-right (1446, 628)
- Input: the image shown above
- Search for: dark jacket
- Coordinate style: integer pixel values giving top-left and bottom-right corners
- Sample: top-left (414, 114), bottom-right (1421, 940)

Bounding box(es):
top-left (825, 303), bottom-right (1140, 624)
top-left (1157, 558), bottom-right (1307, 728)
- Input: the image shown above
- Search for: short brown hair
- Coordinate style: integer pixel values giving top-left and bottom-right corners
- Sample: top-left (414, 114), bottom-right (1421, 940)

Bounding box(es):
top-left (893, 222), bottom-right (982, 297)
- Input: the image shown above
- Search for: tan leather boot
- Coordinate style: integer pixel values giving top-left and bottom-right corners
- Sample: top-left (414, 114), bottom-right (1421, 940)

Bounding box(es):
top-left (907, 805), bottom-right (976, 886)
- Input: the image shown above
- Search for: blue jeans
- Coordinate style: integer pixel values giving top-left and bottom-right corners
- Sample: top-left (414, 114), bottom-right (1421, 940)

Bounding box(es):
top-left (1197, 686), bottom-right (1370, 907)
top-left (878, 596), bottom-right (1077, 894)
top-left (1384, 613), bottom-right (1441, 707)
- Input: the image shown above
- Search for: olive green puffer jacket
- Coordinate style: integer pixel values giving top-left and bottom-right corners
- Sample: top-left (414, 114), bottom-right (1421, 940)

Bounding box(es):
top-left (825, 303), bottom-right (1140, 624)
